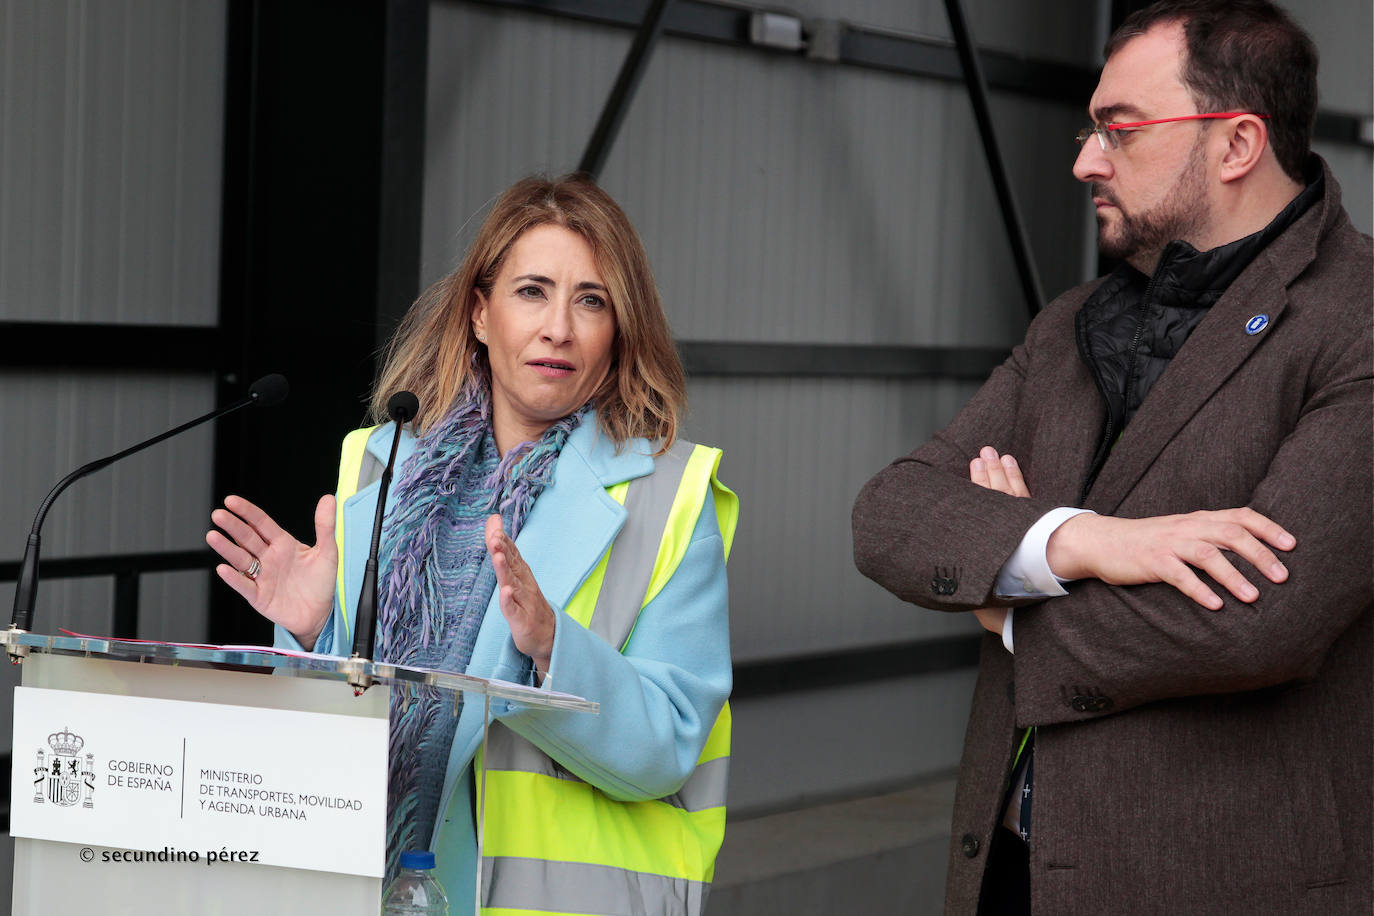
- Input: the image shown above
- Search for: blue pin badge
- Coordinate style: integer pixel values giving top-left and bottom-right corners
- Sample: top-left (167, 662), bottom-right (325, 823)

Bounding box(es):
top-left (1245, 313), bottom-right (1270, 335)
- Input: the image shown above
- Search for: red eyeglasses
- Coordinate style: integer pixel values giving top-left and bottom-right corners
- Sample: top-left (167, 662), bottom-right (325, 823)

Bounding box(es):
top-left (1076, 112), bottom-right (1271, 151)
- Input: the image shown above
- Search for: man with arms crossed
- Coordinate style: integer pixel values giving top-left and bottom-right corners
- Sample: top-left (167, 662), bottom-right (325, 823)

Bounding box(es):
top-left (852, 2), bottom-right (1371, 913)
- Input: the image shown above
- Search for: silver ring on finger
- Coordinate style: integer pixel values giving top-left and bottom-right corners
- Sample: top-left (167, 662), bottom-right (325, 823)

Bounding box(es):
top-left (243, 557), bottom-right (261, 580)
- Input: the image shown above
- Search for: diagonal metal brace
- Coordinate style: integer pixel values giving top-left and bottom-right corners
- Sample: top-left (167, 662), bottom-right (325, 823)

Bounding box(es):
top-left (578, 0), bottom-right (675, 178)
top-left (943, 0), bottom-right (1046, 317)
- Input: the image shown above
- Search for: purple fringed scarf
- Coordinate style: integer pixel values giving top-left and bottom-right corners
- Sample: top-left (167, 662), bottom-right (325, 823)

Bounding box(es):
top-left (375, 382), bottom-right (587, 882)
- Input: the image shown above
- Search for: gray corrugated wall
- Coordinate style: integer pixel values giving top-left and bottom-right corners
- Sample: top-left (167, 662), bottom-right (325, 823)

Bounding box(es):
top-left (0, 372), bottom-right (216, 640)
top-left (424, 8), bottom-right (1090, 337)
top-left (0, 0), bottom-right (226, 630)
top-left (687, 377), bottom-right (987, 657)
top-left (0, 0), bottom-right (225, 785)
top-left (0, 0), bottom-right (225, 324)
top-left (0, 0), bottom-right (228, 903)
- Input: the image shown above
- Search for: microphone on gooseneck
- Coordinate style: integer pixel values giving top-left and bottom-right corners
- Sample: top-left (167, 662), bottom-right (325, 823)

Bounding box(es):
top-left (351, 391), bottom-right (419, 663)
top-left (8, 374), bottom-right (291, 643)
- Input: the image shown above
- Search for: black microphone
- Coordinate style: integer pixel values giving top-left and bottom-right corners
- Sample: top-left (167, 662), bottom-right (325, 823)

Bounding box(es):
top-left (351, 391), bottom-right (419, 663)
top-left (9, 374), bottom-right (290, 638)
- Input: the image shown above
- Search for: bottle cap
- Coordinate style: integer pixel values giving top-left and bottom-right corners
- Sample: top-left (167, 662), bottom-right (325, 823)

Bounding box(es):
top-left (399, 850), bottom-right (436, 870)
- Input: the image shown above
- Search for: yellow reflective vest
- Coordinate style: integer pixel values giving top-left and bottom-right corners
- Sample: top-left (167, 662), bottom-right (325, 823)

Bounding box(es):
top-left (335, 428), bottom-right (737, 916)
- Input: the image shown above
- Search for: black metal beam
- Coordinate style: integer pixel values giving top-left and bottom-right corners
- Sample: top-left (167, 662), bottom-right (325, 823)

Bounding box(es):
top-left (112, 572), bottom-right (141, 639)
top-left (472, 0), bottom-right (743, 44)
top-left (578, 0), bottom-right (674, 177)
top-left (0, 333), bottom-right (1011, 385)
top-left (943, 0), bottom-right (1044, 318)
top-left (375, 0), bottom-right (432, 344)
top-left (731, 634), bottom-right (983, 699)
top-left (213, 0), bottom-right (430, 645)
top-left (0, 550), bottom-right (213, 582)
top-left (678, 341), bottom-right (1010, 380)
top-left (1314, 110), bottom-right (1372, 147)
top-left (0, 322), bottom-right (220, 372)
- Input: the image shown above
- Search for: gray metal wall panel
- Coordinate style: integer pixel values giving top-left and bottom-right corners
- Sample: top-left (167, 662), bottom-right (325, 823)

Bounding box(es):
top-left (424, 4), bottom-right (1087, 346)
top-left (423, 5), bottom-right (614, 279)
top-left (728, 668), bottom-right (977, 815)
top-left (138, 570), bottom-right (213, 644)
top-left (1313, 142), bottom-right (1373, 236)
top-left (612, 56), bottom-right (1084, 344)
top-left (0, 0), bottom-right (225, 652)
top-left (1285, 0), bottom-right (1373, 116)
top-left (0, 371), bottom-right (214, 640)
top-left (0, 0), bottom-right (226, 324)
top-left (684, 376), bottom-right (985, 662)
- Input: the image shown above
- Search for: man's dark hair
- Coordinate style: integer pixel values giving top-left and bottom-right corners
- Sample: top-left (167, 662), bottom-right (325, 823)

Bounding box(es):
top-left (1105, 0), bottom-right (1317, 182)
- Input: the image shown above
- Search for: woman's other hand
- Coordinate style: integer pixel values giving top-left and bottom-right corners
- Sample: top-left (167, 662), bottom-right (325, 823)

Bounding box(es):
top-left (969, 447), bottom-right (1030, 635)
top-left (206, 494), bottom-right (338, 650)
top-left (486, 514), bottom-right (556, 680)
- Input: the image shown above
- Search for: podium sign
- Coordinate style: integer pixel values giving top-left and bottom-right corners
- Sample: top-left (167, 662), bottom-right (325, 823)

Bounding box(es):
top-left (4, 632), bottom-right (596, 915)
top-left (11, 686), bottom-right (387, 876)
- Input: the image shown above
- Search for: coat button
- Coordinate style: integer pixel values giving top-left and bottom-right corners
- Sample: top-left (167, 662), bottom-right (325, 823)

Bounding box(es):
top-left (961, 834), bottom-right (980, 858)
top-left (1071, 694), bottom-right (1114, 712)
top-left (930, 569), bottom-right (959, 595)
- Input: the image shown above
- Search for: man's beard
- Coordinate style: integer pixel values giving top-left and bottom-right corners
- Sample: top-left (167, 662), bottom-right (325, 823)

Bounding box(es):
top-left (1095, 136), bottom-right (1210, 266)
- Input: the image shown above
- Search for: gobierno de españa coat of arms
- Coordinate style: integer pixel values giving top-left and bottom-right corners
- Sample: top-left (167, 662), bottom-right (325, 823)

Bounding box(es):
top-left (34, 727), bottom-right (95, 809)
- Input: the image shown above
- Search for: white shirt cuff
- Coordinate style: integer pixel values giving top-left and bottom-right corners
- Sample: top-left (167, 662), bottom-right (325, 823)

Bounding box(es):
top-left (995, 506), bottom-right (1096, 598)
top-left (1002, 609), bottom-right (1015, 654)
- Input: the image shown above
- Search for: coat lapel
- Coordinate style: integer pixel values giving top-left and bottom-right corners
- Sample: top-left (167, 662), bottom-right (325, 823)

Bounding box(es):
top-left (1080, 169), bottom-right (1335, 516)
top-left (505, 429), bottom-right (647, 612)
top-left (441, 415), bottom-right (655, 798)
top-left (1083, 256), bottom-right (1293, 516)
top-left (1027, 301), bottom-right (1110, 506)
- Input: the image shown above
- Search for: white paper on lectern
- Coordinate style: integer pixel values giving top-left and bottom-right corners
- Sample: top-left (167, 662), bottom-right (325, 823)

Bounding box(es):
top-left (11, 686), bottom-right (387, 877)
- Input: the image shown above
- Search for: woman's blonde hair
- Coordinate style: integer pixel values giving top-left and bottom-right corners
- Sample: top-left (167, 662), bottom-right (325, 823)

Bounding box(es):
top-left (369, 174), bottom-right (686, 449)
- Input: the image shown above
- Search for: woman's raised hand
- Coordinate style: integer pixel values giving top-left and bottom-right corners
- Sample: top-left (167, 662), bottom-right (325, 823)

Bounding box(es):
top-left (485, 514), bottom-right (556, 680)
top-left (206, 494), bottom-right (339, 650)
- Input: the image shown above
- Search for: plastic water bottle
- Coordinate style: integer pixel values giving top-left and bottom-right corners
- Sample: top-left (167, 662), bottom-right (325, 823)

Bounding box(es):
top-left (382, 850), bottom-right (449, 916)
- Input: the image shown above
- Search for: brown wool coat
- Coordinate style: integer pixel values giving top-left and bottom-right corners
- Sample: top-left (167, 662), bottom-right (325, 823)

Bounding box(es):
top-left (852, 161), bottom-right (1372, 915)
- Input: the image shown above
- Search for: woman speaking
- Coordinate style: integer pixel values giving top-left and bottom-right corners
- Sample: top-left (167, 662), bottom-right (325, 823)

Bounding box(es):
top-left (206, 175), bottom-right (737, 916)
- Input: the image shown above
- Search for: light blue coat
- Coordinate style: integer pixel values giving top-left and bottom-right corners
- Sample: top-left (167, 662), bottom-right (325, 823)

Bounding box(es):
top-left (277, 416), bottom-right (732, 911)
